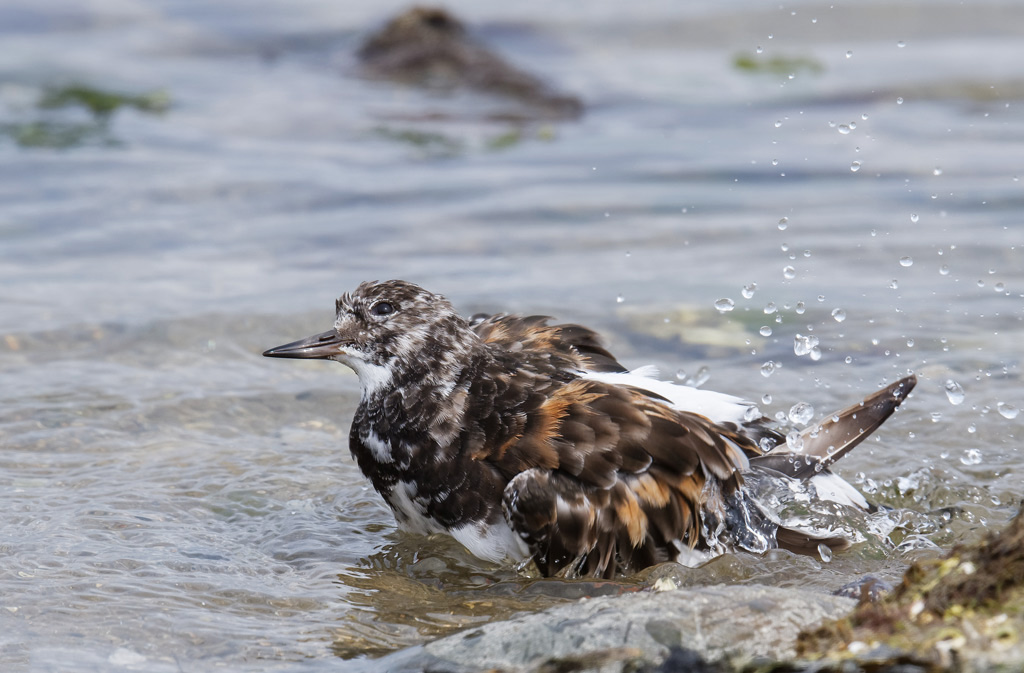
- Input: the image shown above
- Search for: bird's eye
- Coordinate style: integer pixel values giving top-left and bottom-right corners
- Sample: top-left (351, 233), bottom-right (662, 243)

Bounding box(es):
top-left (370, 301), bottom-right (395, 317)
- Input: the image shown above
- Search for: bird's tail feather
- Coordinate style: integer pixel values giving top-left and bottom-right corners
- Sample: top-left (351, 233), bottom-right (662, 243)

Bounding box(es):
top-left (750, 373), bottom-right (916, 480)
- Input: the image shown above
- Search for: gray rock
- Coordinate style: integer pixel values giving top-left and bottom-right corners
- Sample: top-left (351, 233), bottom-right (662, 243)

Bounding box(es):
top-left (372, 584), bottom-right (855, 673)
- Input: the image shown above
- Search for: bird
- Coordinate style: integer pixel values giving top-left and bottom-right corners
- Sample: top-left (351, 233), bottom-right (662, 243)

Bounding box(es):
top-left (263, 280), bottom-right (916, 579)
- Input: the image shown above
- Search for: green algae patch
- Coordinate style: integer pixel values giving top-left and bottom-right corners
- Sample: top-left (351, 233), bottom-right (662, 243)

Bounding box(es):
top-left (798, 509), bottom-right (1024, 670)
top-left (0, 120), bottom-right (112, 149)
top-left (1, 83), bottom-right (170, 149)
top-left (38, 85), bottom-right (170, 119)
top-left (734, 53), bottom-right (824, 76)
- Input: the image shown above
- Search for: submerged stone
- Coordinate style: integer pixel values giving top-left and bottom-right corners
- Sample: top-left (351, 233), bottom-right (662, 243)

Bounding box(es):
top-left (375, 584), bottom-right (854, 672)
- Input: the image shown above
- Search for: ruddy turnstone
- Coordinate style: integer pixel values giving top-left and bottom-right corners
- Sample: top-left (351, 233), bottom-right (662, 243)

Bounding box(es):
top-left (264, 280), bottom-right (916, 578)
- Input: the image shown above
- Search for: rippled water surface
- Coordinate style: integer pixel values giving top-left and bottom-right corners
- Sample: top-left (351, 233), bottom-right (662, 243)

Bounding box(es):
top-left (1, 0), bottom-right (1022, 670)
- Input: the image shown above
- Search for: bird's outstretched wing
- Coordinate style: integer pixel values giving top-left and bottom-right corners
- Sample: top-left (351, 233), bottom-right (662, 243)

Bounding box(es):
top-left (497, 374), bottom-right (917, 578)
top-left (496, 379), bottom-right (762, 577)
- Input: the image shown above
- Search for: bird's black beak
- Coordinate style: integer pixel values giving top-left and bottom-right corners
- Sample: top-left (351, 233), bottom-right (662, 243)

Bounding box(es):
top-left (263, 329), bottom-right (346, 360)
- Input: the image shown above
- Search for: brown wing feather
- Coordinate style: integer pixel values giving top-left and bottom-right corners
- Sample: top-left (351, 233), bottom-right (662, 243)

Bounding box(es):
top-left (498, 380), bottom-right (758, 578)
top-left (471, 314), bottom-right (627, 373)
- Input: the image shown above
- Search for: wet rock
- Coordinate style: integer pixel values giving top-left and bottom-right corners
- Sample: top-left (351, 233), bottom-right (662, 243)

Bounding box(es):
top-left (375, 584), bottom-right (854, 672)
top-left (833, 575), bottom-right (895, 603)
top-left (357, 6), bottom-right (582, 121)
top-left (799, 508), bottom-right (1024, 671)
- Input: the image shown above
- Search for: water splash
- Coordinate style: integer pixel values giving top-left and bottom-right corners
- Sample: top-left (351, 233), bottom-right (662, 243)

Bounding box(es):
top-left (997, 402), bottom-right (1019, 419)
top-left (686, 366), bottom-right (711, 388)
top-left (793, 334), bottom-right (820, 357)
top-left (944, 379), bottom-right (965, 405)
top-left (788, 402), bottom-right (815, 426)
top-left (960, 448), bottom-right (982, 465)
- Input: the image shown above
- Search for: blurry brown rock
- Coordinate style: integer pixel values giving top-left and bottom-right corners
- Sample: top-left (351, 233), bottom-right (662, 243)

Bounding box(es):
top-left (357, 6), bottom-right (582, 121)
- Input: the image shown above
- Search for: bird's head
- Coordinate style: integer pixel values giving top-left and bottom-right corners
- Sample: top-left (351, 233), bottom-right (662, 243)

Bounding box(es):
top-left (264, 280), bottom-right (475, 398)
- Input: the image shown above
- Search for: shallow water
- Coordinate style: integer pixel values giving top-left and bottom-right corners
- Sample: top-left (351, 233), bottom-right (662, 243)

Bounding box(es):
top-left (1, 0), bottom-right (1022, 670)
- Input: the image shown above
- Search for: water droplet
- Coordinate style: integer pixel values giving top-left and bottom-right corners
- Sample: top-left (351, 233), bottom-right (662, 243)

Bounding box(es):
top-left (759, 326), bottom-right (773, 337)
top-left (838, 124), bottom-right (851, 135)
top-left (844, 355), bottom-right (852, 364)
top-left (809, 346), bottom-right (822, 361)
top-left (897, 40), bottom-right (906, 48)
top-left (889, 279), bottom-right (899, 290)
top-left (783, 265), bottom-right (796, 280)
top-left (689, 366), bottom-right (711, 388)
top-left (850, 161), bottom-right (861, 172)
top-left (906, 338), bottom-right (915, 347)
top-left (775, 120), bottom-right (783, 128)
top-left (960, 448), bottom-right (982, 465)
top-left (764, 302), bottom-right (777, 315)
top-left (756, 46), bottom-right (764, 54)
top-left (715, 298), bottom-right (736, 313)
top-left (930, 412), bottom-right (942, 423)
top-left (793, 334), bottom-right (819, 357)
top-left (759, 436), bottom-right (776, 451)
top-left (994, 282), bottom-right (1006, 293)
top-left (742, 283), bottom-right (757, 299)
top-left (845, 50), bottom-right (853, 59)
top-left (831, 308), bottom-right (846, 323)
top-left (785, 430), bottom-right (804, 451)
top-left (967, 423), bottom-right (977, 434)
top-left (744, 405), bottom-right (762, 422)
top-left (616, 294), bottom-right (625, 303)
top-left (997, 402), bottom-right (1019, 419)
top-left (675, 368), bottom-right (687, 382)
top-left (896, 97), bottom-right (904, 104)
top-left (944, 379), bottom-right (965, 405)
top-left (899, 256), bottom-right (914, 267)
top-left (761, 393), bottom-right (773, 405)
top-left (789, 402), bottom-right (815, 426)
top-left (939, 264), bottom-right (950, 276)
top-left (760, 361), bottom-right (777, 377)
top-left (933, 167), bottom-right (943, 176)
top-left (778, 217), bottom-right (789, 230)
top-left (818, 543), bottom-right (833, 563)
